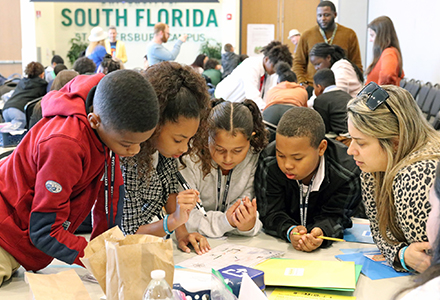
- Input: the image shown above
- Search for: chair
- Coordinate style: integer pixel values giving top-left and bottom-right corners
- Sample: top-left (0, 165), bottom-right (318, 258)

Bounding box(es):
top-left (24, 97), bottom-right (43, 130)
top-left (428, 89), bottom-right (440, 124)
top-left (421, 85), bottom-right (439, 117)
top-left (404, 79), bottom-right (421, 99)
top-left (399, 77), bottom-right (407, 89)
top-left (0, 149), bottom-right (14, 160)
top-left (415, 82), bottom-right (432, 109)
top-left (432, 111), bottom-right (440, 130)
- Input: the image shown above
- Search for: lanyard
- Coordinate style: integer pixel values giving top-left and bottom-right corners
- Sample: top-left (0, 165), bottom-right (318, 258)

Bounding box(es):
top-left (319, 23), bottom-right (338, 45)
top-left (217, 168), bottom-right (233, 212)
top-left (298, 175), bottom-right (315, 228)
top-left (104, 150), bottom-right (115, 227)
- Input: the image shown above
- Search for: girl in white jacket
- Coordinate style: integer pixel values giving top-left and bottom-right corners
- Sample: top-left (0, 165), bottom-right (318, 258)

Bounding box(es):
top-left (179, 99), bottom-right (268, 238)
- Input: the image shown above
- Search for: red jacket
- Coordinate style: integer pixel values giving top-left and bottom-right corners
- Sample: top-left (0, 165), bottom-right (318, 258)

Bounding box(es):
top-left (0, 74), bottom-right (124, 271)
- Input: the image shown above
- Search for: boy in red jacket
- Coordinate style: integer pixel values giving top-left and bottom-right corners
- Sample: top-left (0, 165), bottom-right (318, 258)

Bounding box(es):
top-left (0, 69), bottom-right (159, 286)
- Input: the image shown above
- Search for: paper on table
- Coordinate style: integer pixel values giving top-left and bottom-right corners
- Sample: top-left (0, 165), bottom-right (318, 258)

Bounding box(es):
top-left (255, 258), bottom-right (356, 291)
top-left (177, 243), bottom-right (284, 272)
top-left (238, 273), bottom-right (268, 300)
top-left (269, 288), bottom-right (356, 300)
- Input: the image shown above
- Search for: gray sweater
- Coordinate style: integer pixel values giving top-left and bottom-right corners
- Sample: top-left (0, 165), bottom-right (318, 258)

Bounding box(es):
top-left (179, 149), bottom-right (262, 238)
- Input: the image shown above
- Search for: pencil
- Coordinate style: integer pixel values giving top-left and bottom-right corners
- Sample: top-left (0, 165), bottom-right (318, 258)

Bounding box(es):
top-left (290, 232), bottom-right (345, 242)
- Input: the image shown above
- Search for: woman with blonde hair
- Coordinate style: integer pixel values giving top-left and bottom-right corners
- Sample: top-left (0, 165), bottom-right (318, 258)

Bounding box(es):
top-left (347, 82), bottom-right (440, 273)
top-left (366, 16), bottom-right (404, 86)
top-left (86, 27), bottom-right (108, 72)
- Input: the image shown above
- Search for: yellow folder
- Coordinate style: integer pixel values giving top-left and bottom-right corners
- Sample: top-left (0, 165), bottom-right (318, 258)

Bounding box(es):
top-left (255, 258), bottom-right (356, 290)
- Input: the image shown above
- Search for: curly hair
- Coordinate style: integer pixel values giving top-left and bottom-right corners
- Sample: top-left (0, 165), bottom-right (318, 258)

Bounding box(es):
top-left (261, 41), bottom-right (293, 67)
top-left (199, 99), bottom-right (268, 177)
top-left (24, 61), bottom-right (45, 78)
top-left (125, 61), bottom-right (211, 180)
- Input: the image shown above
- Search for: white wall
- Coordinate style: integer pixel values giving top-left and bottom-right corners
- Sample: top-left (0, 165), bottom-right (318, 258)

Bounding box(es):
top-left (368, 0), bottom-right (440, 84)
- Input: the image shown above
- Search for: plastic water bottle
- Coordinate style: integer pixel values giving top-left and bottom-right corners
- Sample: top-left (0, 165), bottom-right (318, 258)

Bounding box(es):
top-left (142, 270), bottom-right (174, 300)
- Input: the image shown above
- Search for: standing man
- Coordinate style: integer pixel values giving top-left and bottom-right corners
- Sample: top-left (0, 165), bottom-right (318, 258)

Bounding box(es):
top-left (105, 25), bottom-right (127, 63)
top-left (146, 22), bottom-right (188, 66)
top-left (288, 29), bottom-right (301, 54)
top-left (293, 1), bottom-right (362, 86)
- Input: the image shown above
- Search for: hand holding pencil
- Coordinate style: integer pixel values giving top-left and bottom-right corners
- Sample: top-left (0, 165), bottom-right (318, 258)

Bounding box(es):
top-left (290, 226), bottom-right (324, 252)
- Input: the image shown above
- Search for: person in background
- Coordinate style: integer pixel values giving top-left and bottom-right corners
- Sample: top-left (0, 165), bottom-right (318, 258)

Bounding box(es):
top-left (46, 63), bottom-right (68, 92)
top-left (366, 16), bottom-right (404, 86)
top-left (347, 83), bottom-right (440, 273)
top-left (105, 25), bottom-right (128, 63)
top-left (179, 99), bottom-right (267, 238)
top-left (191, 54), bottom-right (208, 74)
top-left (121, 62), bottom-right (211, 255)
top-left (146, 22), bottom-right (188, 66)
top-left (309, 43), bottom-right (363, 97)
top-left (72, 57), bottom-right (96, 75)
top-left (255, 106), bottom-right (361, 252)
top-left (215, 41), bottom-right (293, 110)
top-left (2, 61), bottom-right (47, 129)
top-left (288, 29), bottom-right (301, 54)
top-left (44, 55), bottom-right (64, 83)
top-left (86, 27), bottom-right (108, 72)
top-left (97, 54), bottom-right (123, 75)
top-left (263, 62), bottom-right (308, 142)
top-left (397, 162), bottom-right (440, 299)
top-left (313, 68), bottom-right (352, 136)
top-left (293, 1), bottom-right (363, 86)
top-left (221, 43), bottom-right (240, 79)
top-left (202, 59), bottom-right (222, 87)
top-left (143, 54), bottom-right (149, 70)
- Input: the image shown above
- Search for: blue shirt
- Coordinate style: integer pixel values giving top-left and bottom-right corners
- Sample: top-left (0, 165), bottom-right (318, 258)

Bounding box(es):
top-left (146, 40), bottom-right (183, 66)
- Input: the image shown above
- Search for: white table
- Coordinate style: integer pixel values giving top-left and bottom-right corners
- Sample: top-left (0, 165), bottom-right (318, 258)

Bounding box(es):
top-left (0, 230), bottom-right (413, 300)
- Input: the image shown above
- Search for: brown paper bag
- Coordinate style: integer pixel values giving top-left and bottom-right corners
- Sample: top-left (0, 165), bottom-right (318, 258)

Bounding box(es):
top-left (80, 226), bottom-right (125, 293)
top-left (26, 269), bottom-right (92, 300)
top-left (112, 234), bottom-right (174, 300)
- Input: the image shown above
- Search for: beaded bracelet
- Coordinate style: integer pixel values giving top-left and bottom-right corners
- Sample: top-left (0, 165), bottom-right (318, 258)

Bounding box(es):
top-left (399, 246), bottom-right (414, 272)
top-left (163, 214), bottom-right (175, 235)
top-left (287, 225), bottom-right (297, 242)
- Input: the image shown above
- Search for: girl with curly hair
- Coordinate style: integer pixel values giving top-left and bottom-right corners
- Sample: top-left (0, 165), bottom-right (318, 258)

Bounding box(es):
top-left (179, 99), bottom-right (268, 238)
top-left (121, 62), bottom-right (211, 255)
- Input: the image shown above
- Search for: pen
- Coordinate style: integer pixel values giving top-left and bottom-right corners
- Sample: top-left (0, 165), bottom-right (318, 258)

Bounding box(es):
top-left (290, 232), bottom-right (346, 242)
top-left (176, 171), bottom-right (208, 217)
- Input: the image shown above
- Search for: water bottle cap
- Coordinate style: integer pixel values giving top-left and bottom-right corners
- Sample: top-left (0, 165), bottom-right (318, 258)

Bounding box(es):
top-left (150, 269), bottom-right (166, 279)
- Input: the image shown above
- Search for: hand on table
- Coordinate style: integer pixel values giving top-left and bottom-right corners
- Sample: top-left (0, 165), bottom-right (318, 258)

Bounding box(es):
top-left (290, 226), bottom-right (323, 252)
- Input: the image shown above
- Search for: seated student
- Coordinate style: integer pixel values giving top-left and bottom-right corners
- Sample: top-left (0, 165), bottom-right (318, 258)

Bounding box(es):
top-left (347, 83), bottom-right (440, 272)
top-left (44, 54), bottom-right (64, 83)
top-left (313, 68), bottom-right (352, 136)
top-left (179, 99), bottom-right (268, 238)
top-left (202, 59), bottom-right (222, 87)
top-left (221, 43), bottom-right (239, 79)
top-left (263, 62), bottom-right (308, 142)
top-left (215, 41), bottom-right (293, 110)
top-left (309, 43), bottom-right (363, 98)
top-left (97, 53), bottom-right (122, 75)
top-left (2, 61), bottom-right (47, 129)
top-left (121, 62), bottom-right (211, 255)
top-left (255, 107), bottom-right (361, 252)
top-left (396, 162), bottom-right (440, 299)
top-left (73, 57), bottom-right (96, 75)
top-left (0, 70), bottom-right (159, 286)
top-left (46, 63), bottom-right (68, 92)
top-left (191, 54), bottom-right (207, 74)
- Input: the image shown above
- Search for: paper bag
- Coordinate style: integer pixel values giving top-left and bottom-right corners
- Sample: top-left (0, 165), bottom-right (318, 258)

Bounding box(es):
top-left (26, 269), bottom-right (92, 300)
top-left (110, 234), bottom-right (174, 300)
top-left (80, 226), bottom-right (125, 292)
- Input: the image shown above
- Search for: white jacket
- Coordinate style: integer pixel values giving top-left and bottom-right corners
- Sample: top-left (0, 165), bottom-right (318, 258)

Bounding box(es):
top-left (215, 56), bottom-right (278, 110)
top-left (331, 59), bottom-right (362, 98)
top-left (178, 149), bottom-right (262, 238)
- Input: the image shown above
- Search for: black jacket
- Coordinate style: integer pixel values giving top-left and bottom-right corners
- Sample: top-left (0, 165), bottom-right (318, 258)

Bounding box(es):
top-left (314, 89), bottom-right (352, 134)
top-left (3, 77), bottom-right (47, 112)
top-left (221, 52), bottom-right (239, 79)
top-left (254, 138), bottom-right (361, 247)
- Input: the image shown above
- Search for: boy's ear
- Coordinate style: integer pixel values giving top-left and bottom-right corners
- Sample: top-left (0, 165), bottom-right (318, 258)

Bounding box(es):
top-left (314, 84), bottom-right (324, 96)
top-left (318, 139), bottom-right (327, 156)
top-left (88, 112), bottom-right (101, 129)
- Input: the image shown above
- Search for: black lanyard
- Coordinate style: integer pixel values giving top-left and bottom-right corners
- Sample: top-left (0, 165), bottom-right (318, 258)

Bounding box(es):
top-left (217, 168), bottom-right (233, 212)
top-left (104, 150), bottom-right (115, 227)
top-left (298, 175), bottom-right (315, 228)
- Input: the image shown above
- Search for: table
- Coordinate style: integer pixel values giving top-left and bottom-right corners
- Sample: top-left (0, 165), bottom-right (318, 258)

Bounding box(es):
top-left (0, 231), bottom-right (413, 300)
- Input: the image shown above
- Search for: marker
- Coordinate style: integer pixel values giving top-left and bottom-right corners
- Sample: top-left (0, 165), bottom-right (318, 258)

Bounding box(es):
top-left (291, 232), bottom-right (345, 242)
top-left (176, 171), bottom-right (208, 217)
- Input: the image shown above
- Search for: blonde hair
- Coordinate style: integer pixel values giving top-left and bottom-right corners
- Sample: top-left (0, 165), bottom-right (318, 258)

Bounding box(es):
top-left (347, 85), bottom-right (440, 243)
top-left (85, 40), bottom-right (105, 56)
